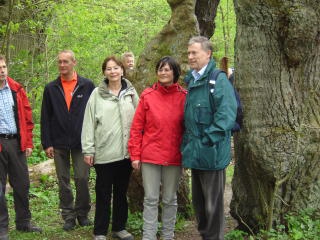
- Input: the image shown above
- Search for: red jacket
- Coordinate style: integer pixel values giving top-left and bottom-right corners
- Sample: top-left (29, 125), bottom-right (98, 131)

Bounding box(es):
top-left (128, 82), bottom-right (186, 166)
top-left (7, 77), bottom-right (34, 151)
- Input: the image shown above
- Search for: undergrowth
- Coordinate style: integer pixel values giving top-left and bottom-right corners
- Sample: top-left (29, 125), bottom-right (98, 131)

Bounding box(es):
top-left (225, 208), bottom-right (320, 240)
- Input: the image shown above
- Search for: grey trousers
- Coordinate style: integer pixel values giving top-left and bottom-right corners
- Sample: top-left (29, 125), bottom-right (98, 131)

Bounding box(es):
top-left (192, 169), bottom-right (226, 240)
top-left (53, 148), bottom-right (91, 221)
top-left (0, 138), bottom-right (31, 235)
top-left (141, 163), bottom-right (181, 240)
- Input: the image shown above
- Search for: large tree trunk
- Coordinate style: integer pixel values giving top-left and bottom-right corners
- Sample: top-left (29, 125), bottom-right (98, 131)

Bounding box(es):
top-left (230, 0), bottom-right (320, 233)
top-left (132, 0), bottom-right (199, 92)
top-left (132, 0), bottom-right (221, 92)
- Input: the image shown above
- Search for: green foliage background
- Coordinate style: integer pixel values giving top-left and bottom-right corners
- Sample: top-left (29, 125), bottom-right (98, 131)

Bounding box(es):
top-left (3, 0), bottom-right (235, 124)
top-left (46, 0), bottom-right (171, 81)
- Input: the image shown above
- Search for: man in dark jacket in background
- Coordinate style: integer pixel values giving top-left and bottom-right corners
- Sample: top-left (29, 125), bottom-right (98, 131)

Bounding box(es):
top-left (41, 50), bottom-right (95, 231)
top-left (0, 55), bottom-right (42, 240)
top-left (181, 37), bottom-right (237, 240)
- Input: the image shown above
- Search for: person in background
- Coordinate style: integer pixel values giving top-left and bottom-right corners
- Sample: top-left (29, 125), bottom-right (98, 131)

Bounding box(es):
top-left (122, 52), bottom-right (135, 71)
top-left (82, 56), bottom-right (138, 240)
top-left (181, 36), bottom-right (237, 240)
top-left (0, 55), bottom-right (42, 240)
top-left (128, 56), bottom-right (186, 240)
top-left (40, 50), bottom-right (95, 231)
top-left (121, 52), bottom-right (135, 79)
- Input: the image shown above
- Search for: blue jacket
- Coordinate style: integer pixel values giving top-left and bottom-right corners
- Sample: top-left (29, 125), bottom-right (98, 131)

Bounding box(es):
top-left (181, 59), bottom-right (237, 170)
top-left (41, 75), bottom-right (95, 150)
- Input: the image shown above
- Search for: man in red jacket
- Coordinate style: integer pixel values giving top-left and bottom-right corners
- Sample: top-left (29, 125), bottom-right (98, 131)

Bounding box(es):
top-left (0, 55), bottom-right (42, 240)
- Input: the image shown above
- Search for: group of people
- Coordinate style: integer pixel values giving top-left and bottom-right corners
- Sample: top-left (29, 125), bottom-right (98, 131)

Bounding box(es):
top-left (0, 36), bottom-right (237, 240)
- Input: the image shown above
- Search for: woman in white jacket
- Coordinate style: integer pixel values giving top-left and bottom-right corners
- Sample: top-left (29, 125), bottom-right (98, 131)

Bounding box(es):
top-left (82, 56), bottom-right (139, 240)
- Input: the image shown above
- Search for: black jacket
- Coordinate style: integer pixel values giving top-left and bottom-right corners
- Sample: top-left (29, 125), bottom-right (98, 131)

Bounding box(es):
top-left (41, 75), bottom-right (95, 149)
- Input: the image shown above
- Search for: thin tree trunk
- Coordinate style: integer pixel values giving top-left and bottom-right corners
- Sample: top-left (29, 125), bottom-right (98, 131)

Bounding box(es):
top-left (219, 5), bottom-right (228, 56)
top-left (2, 0), bottom-right (14, 63)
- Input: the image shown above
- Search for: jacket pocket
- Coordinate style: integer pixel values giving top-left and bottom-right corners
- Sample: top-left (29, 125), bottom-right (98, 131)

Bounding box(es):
top-left (193, 102), bottom-right (213, 138)
top-left (201, 138), bottom-right (231, 170)
top-left (193, 102), bottom-right (212, 124)
top-left (197, 139), bottom-right (218, 169)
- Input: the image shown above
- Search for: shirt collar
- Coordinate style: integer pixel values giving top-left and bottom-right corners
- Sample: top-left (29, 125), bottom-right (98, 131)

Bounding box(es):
top-left (0, 79), bottom-right (9, 90)
top-left (61, 72), bottom-right (77, 82)
top-left (192, 64), bottom-right (208, 81)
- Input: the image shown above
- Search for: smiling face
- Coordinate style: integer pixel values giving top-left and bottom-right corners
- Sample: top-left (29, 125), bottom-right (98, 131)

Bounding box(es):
top-left (58, 52), bottom-right (76, 79)
top-left (157, 63), bottom-right (174, 86)
top-left (187, 42), bottom-right (211, 72)
top-left (104, 60), bottom-right (123, 83)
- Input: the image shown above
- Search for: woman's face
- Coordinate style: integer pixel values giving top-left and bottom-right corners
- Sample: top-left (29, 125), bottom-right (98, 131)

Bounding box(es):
top-left (157, 63), bottom-right (174, 86)
top-left (104, 60), bottom-right (123, 83)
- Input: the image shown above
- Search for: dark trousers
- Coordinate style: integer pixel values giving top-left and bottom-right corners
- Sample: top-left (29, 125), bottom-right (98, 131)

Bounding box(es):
top-left (0, 138), bottom-right (31, 235)
top-left (93, 159), bottom-right (132, 235)
top-left (192, 169), bottom-right (226, 240)
top-left (53, 148), bottom-right (91, 221)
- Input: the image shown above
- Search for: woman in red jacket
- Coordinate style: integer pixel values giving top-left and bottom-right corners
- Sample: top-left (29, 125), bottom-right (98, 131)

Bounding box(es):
top-left (128, 56), bottom-right (186, 240)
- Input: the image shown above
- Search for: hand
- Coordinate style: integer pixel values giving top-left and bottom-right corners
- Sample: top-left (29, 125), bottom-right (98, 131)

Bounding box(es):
top-left (25, 148), bottom-right (32, 157)
top-left (131, 160), bottom-right (141, 170)
top-left (84, 155), bottom-right (94, 167)
top-left (45, 147), bottom-right (54, 159)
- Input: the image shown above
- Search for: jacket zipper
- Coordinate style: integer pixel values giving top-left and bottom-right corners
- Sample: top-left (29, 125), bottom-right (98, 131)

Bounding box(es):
top-left (69, 84), bottom-right (80, 110)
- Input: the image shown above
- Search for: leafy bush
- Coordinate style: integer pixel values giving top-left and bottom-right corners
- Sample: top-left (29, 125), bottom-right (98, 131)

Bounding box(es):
top-left (28, 123), bottom-right (47, 165)
top-left (127, 211), bottom-right (143, 235)
top-left (225, 229), bottom-right (249, 240)
top-left (258, 208), bottom-right (320, 240)
top-left (226, 209), bottom-right (320, 240)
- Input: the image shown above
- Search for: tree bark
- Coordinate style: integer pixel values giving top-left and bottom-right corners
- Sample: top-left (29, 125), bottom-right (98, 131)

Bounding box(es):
top-left (230, 0), bottom-right (320, 233)
top-left (195, 0), bottom-right (220, 38)
top-left (132, 0), bottom-right (199, 93)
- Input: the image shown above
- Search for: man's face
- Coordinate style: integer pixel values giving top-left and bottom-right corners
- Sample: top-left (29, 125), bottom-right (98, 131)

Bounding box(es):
top-left (124, 57), bottom-right (134, 70)
top-left (187, 43), bottom-right (211, 72)
top-left (0, 60), bottom-right (8, 83)
top-left (58, 52), bottom-right (76, 76)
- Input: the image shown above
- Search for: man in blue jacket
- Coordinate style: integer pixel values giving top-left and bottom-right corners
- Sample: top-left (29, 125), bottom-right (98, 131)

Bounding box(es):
top-left (41, 50), bottom-right (95, 231)
top-left (181, 36), bottom-right (237, 240)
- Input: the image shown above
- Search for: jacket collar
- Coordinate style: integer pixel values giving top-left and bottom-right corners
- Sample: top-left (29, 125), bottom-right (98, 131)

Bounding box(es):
top-left (153, 82), bottom-right (182, 94)
top-left (6, 76), bottom-right (22, 92)
top-left (53, 74), bottom-right (86, 87)
top-left (184, 59), bottom-right (216, 85)
top-left (98, 77), bottom-right (134, 99)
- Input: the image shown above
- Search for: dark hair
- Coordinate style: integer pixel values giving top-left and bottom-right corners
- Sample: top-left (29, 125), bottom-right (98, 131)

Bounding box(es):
top-left (155, 56), bottom-right (181, 83)
top-left (101, 55), bottom-right (126, 76)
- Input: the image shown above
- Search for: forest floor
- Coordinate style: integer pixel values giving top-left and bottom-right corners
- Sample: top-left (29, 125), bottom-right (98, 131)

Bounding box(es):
top-left (6, 160), bottom-right (238, 240)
